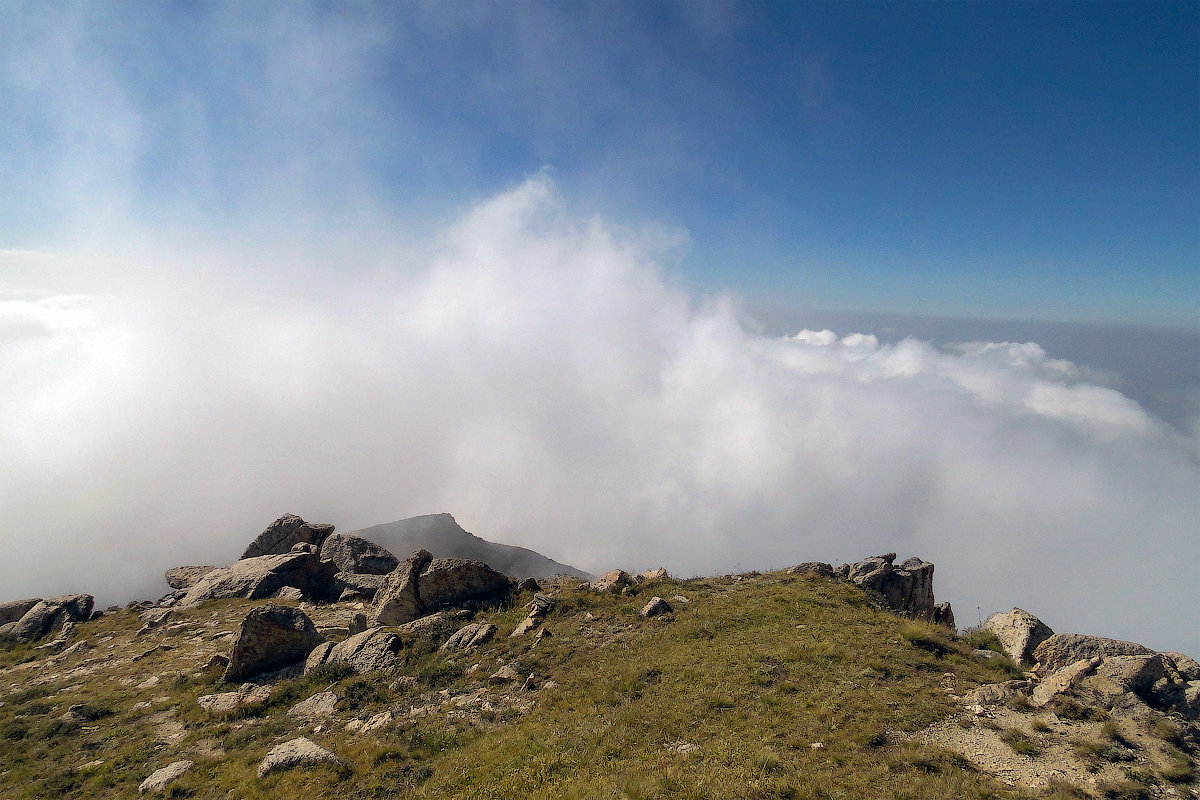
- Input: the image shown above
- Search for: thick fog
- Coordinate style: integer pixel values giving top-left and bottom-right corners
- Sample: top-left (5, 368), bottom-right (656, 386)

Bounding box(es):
top-left (2, 177), bottom-right (1197, 655)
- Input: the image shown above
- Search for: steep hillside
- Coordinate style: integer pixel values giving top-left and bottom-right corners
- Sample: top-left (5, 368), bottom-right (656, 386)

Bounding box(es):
top-left (2, 565), bottom-right (1194, 799)
top-left (348, 513), bottom-right (593, 581)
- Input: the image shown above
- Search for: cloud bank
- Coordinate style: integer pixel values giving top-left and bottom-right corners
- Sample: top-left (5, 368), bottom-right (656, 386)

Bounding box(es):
top-left (2, 177), bottom-right (1197, 655)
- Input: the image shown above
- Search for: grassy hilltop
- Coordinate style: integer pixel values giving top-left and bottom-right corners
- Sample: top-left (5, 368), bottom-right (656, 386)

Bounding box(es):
top-left (0, 570), bottom-right (1193, 799)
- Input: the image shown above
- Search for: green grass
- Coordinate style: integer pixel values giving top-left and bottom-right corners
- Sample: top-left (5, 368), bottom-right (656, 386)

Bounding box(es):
top-left (0, 572), bottom-right (1089, 799)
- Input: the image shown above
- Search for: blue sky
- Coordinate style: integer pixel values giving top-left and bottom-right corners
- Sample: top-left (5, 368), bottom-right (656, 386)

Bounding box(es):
top-left (2, 0), bottom-right (1197, 325)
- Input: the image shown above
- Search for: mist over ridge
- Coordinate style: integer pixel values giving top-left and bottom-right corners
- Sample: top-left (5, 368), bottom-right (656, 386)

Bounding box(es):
top-left (1, 177), bottom-right (1197, 658)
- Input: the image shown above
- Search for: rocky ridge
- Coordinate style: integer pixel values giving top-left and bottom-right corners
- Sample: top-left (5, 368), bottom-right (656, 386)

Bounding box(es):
top-left (0, 514), bottom-right (1194, 798)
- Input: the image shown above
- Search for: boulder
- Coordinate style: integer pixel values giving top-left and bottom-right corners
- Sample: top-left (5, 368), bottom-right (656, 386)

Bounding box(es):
top-left (394, 610), bottom-right (471, 651)
top-left (640, 597), bottom-right (673, 618)
top-left (591, 569), bottom-right (633, 592)
top-left (0, 598), bottom-right (41, 626)
top-left (241, 514), bottom-right (335, 560)
top-left (1186, 682), bottom-right (1200, 718)
top-left (320, 534), bottom-right (399, 575)
top-left (304, 627), bottom-right (401, 675)
top-left (256, 737), bottom-right (341, 778)
top-left (138, 760), bottom-right (194, 794)
top-left (964, 680), bottom-right (1033, 706)
top-left (638, 567), bottom-right (670, 582)
top-left (164, 566), bottom-right (218, 590)
top-left (1030, 657), bottom-right (1101, 707)
top-left (1165, 652), bottom-right (1200, 682)
top-left (224, 605), bottom-right (325, 682)
top-left (287, 691), bottom-right (339, 720)
top-left (180, 551), bottom-right (339, 607)
top-left (1032, 633), bottom-right (1154, 674)
top-left (841, 554), bottom-right (951, 627)
top-left (784, 562), bottom-right (836, 578)
top-left (1, 595), bottom-right (94, 643)
top-left (373, 550), bottom-right (514, 626)
top-left (198, 683), bottom-right (271, 714)
top-left (984, 608), bottom-right (1054, 666)
top-left (441, 622), bottom-right (497, 652)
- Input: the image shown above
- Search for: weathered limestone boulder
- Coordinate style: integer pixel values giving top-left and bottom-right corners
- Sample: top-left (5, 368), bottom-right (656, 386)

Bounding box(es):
top-left (591, 569), bottom-right (633, 592)
top-left (241, 514), bottom-right (335, 560)
top-left (785, 562), bottom-right (836, 578)
top-left (138, 760), bottom-right (194, 794)
top-left (638, 567), bottom-right (669, 582)
top-left (394, 610), bottom-right (471, 651)
top-left (0, 598), bottom-right (41, 626)
top-left (257, 737), bottom-right (341, 778)
top-left (320, 534), bottom-right (399, 575)
top-left (441, 622), bottom-right (497, 652)
top-left (224, 605), bottom-right (325, 682)
top-left (373, 550), bottom-right (514, 626)
top-left (1165, 652), bottom-right (1200, 682)
top-left (0, 595), bottom-right (94, 643)
top-left (1186, 682), bottom-right (1200, 718)
top-left (180, 551), bottom-right (339, 607)
top-left (841, 554), bottom-right (951, 627)
top-left (198, 684), bottom-right (271, 714)
top-left (964, 680), bottom-right (1032, 706)
top-left (1030, 657), bottom-right (1101, 707)
top-left (304, 627), bottom-right (402, 675)
top-left (640, 597), bottom-right (673, 618)
top-left (1032, 633), bottom-right (1154, 674)
top-left (288, 691), bottom-right (339, 720)
top-left (984, 608), bottom-right (1054, 666)
top-left (164, 566), bottom-right (219, 590)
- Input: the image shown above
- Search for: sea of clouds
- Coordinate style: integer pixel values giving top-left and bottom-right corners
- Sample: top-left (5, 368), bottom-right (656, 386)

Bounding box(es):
top-left (2, 177), bottom-right (1197, 655)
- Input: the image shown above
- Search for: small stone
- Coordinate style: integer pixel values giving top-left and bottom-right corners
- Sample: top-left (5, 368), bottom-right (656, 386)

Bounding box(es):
top-left (811, 742), bottom-right (825, 750)
top-left (490, 664), bottom-right (522, 684)
top-left (139, 760), bottom-right (194, 793)
top-left (640, 597), bottom-right (673, 618)
top-left (256, 737), bottom-right (341, 778)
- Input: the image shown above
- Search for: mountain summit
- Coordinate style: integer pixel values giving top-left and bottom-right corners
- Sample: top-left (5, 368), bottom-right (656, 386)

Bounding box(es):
top-left (346, 513), bottom-right (593, 582)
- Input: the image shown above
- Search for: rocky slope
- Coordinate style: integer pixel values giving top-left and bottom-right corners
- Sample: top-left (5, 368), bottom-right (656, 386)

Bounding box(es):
top-left (0, 515), bottom-right (1194, 799)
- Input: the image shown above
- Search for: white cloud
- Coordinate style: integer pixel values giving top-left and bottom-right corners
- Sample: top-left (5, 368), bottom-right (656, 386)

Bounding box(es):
top-left (1, 177), bottom-right (1196, 656)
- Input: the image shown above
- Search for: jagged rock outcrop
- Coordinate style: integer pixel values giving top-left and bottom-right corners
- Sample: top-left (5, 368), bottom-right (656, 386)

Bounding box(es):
top-left (373, 549), bottom-right (515, 626)
top-left (0, 598), bottom-right (41, 626)
top-left (840, 554), bottom-right (953, 628)
top-left (241, 514), bottom-right (336, 560)
top-left (224, 605), bottom-right (325, 682)
top-left (984, 608), bottom-right (1053, 666)
top-left (1032, 633), bottom-right (1155, 674)
top-left (180, 550), bottom-right (339, 607)
top-left (164, 566), bottom-right (218, 590)
top-left (257, 737), bottom-right (341, 778)
top-left (333, 572), bottom-right (385, 601)
top-left (320, 534), bottom-right (399, 575)
top-left (1166, 652), bottom-right (1200, 681)
top-left (0, 594), bottom-right (94, 643)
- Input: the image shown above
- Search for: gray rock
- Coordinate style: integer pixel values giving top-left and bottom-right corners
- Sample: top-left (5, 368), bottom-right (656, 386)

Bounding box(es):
top-left (198, 684), bottom-right (271, 714)
top-left (1165, 652), bottom-right (1200, 682)
top-left (784, 562), bottom-right (836, 578)
top-left (164, 566), bottom-right (218, 590)
top-left (964, 680), bottom-right (1032, 706)
top-left (348, 612), bottom-right (368, 635)
top-left (1030, 657), bottom-right (1101, 707)
top-left (1185, 682), bottom-right (1200, 719)
top-left (490, 663), bottom-right (522, 683)
top-left (271, 586), bottom-right (305, 601)
top-left (138, 760), bottom-right (193, 793)
top-left (1032, 633), bottom-right (1154, 674)
top-left (241, 514), bottom-right (336, 560)
top-left (288, 691), bottom-right (339, 720)
top-left (842, 554), bottom-right (951, 627)
top-left (305, 627), bottom-right (401, 675)
top-left (0, 598), bottom-right (41, 626)
top-left (256, 737), bottom-right (341, 778)
top-left (1, 595), bottom-right (94, 643)
top-left (373, 550), bottom-right (514, 626)
top-left (441, 622), bottom-right (497, 651)
top-left (984, 608), bottom-right (1054, 666)
top-left (640, 596), bottom-right (673, 618)
top-left (320, 534), bottom-right (399, 575)
top-left (224, 605), bottom-right (325, 682)
top-left (180, 551), bottom-right (339, 607)
top-left (591, 569), bottom-right (632, 592)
